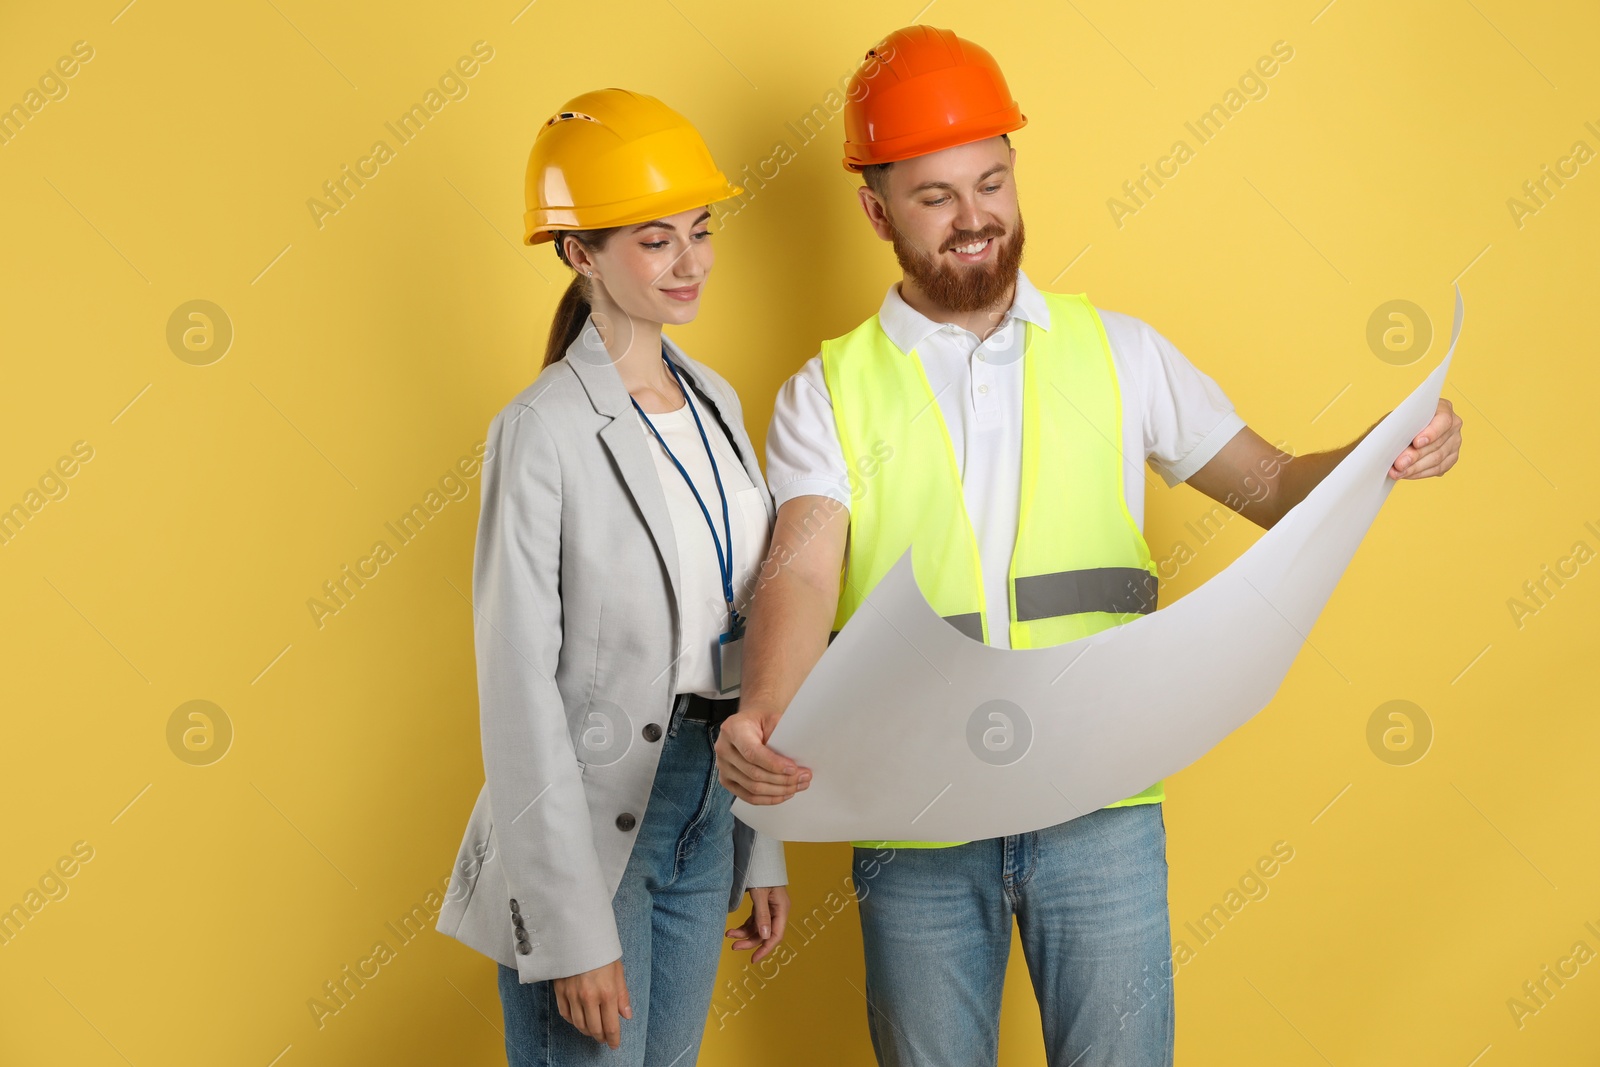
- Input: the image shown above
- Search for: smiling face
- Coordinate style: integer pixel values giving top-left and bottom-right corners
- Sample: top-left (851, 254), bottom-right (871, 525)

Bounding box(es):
top-left (561, 206), bottom-right (714, 329)
top-left (858, 136), bottom-right (1024, 315)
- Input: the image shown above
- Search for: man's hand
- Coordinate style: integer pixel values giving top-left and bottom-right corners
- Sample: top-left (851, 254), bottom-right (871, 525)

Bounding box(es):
top-left (727, 885), bottom-right (790, 964)
top-left (1390, 398), bottom-right (1462, 479)
top-left (715, 707), bottom-right (810, 805)
top-left (552, 958), bottom-right (631, 1049)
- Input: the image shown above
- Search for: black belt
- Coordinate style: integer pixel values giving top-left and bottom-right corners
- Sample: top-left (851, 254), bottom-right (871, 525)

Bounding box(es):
top-left (680, 693), bottom-right (739, 726)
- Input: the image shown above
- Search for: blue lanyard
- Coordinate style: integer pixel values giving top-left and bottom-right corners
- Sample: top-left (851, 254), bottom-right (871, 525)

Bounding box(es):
top-left (631, 347), bottom-right (739, 628)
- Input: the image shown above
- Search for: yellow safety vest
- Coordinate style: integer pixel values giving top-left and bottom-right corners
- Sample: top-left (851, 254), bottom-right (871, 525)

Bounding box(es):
top-left (821, 291), bottom-right (1164, 849)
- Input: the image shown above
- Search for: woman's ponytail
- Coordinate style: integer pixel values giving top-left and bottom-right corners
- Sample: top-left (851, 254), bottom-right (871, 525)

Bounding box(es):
top-left (541, 228), bottom-right (619, 369)
top-left (543, 276), bottom-right (590, 369)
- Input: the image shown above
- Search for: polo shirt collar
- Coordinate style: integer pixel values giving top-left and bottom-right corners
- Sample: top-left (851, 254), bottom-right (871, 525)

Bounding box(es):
top-left (877, 269), bottom-right (1052, 355)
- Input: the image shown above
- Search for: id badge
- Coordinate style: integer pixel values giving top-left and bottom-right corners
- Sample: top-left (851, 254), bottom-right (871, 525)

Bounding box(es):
top-left (713, 617), bottom-right (745, 695)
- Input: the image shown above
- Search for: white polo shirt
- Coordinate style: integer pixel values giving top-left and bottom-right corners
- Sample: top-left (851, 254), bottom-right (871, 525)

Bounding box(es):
top-left (765, 271), bottom-right (1248, 650)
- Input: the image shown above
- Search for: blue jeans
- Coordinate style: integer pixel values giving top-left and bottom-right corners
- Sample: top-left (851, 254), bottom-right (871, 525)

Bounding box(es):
top-left (497, 713), bottom-right (736, 1066)
top-left (852, 803), bottom-right (1174, 1067)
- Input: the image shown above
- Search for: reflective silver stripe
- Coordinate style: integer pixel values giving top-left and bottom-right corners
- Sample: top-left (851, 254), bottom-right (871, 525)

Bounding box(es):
top-left (940, 612), bottom-right (984, 642)
top-left (1014, 567), bottom-right (1158, 621)
top-left (833, 612), bottom-right (984, 643)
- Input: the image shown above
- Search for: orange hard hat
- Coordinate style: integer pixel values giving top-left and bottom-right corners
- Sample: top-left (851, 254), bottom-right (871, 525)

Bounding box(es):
top-left (524, 88), bottom-right (742, 245)
top-left (841, 26), bottom-right (1027, 172)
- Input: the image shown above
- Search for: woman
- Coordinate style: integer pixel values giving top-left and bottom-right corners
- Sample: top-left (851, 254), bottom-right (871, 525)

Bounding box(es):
top-left (435, 89), bottom-right (790, 1066)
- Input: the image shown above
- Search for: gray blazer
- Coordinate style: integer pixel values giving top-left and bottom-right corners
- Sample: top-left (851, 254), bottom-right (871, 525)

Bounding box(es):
top-left (435, 329), bottom-right (787, 984)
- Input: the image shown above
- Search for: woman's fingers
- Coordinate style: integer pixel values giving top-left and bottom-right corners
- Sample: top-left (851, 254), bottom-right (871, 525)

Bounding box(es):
top-left (727, 909), bottom-right (760, 950)
top-left (599, 994), bottom-right (623, 1050)
top-left (769, 888), bottom-right (789, 946)
top-left (753, 887), bottom-right (788, 964)
top-left (749, 894), bottom-right (773, 963)
top-left (554, 963), bottom-right (630, 1045)
top-left (727, 888), bottom-right (792, 963)
top-left (580, 993), bottom-right (606, 1046)
top-left (753, 889), bottom-right (773, 941)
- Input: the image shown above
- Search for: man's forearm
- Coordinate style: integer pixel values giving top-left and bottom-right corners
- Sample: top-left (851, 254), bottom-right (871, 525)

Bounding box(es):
top-left (713, 495), bottom-right (850, 801)
top-left (739, 560), bottom-right (838, 719)
top-left (1272, 415), bottom-right (1384, 522)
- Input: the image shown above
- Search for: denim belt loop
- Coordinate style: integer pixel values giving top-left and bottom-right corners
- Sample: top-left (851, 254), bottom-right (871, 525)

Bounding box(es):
top-left (666, 692), bottom-right (690, 739)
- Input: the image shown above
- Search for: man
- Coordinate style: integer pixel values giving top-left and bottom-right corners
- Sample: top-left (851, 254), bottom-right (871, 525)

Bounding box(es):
top-left (715, 24), bottom-right (1463, 1067)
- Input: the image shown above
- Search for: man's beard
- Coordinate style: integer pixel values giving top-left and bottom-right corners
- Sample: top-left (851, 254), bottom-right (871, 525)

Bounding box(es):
top-left (891, 213), bottom-right (1026, 315)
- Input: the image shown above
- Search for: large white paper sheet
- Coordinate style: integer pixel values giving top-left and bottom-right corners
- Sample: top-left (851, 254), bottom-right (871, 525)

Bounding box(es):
top-left (734, 290), bottom-right (1462, 842)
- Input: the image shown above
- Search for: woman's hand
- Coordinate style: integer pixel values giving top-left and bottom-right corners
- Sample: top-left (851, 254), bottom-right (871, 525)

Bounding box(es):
top-left (726, 885), bottom-right (790, 965)
top-left (552, 958), bottom-right (631, 1049)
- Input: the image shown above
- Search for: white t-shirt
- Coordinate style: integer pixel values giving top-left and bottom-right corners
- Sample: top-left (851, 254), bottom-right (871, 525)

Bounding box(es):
top-left (636, 381), bottom-right (770, 697)
top-left (764, 270), bottom-right (1247, 649)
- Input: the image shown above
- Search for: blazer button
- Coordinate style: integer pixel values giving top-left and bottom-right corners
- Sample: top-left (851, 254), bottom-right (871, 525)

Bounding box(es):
top-left (515, 940), bottom-right (532, 955)
top-left (512, 913), bottom-right (525, 929)
top-left (642, 723), bottom-right (662, 742)
top-left (509, 899), bottom-right (520, 914)
top-left (615, 812), bottom-right (636, 831)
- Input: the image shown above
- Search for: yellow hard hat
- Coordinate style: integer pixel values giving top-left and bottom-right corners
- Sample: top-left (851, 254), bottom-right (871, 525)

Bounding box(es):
top-left (524, 88), bottom-right (743, 245)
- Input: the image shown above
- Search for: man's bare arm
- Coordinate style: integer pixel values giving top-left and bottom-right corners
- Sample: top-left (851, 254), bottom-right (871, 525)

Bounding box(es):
top-left (716, 494), bottom-right (851, 805)
top-left (1186, 420), bottom-right (1382, 530)
top-left (1187, 396), bottom-right (1462, 528)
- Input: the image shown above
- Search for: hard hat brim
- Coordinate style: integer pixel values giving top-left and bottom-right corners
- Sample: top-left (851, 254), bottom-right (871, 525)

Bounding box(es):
top-left (526, 175), bottom-right (744, 245)
top-left (843, 111), bottom-right (1027, 172)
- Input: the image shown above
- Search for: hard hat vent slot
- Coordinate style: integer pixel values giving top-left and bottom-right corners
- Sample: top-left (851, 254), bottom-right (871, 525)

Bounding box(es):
top-left (547, 111), bottom-right (601, 127)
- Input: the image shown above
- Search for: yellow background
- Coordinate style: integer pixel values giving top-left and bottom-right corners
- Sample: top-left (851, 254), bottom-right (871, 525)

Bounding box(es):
top-left (2, 0), bottom-right (1595, 1064)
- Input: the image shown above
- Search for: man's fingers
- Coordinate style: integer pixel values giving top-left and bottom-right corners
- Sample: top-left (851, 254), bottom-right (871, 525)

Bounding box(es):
top-left (715, 742), bottom-right (784, 785)
top-left (723, 719), bottom-right (800, 775)
top-left (730, 790), bottom-right (796, 806)
top-left (1402, 450), bottom-right (1447, 479)
top-left (1407, 406), bottom-right (1461, 461)
top-left (1413, 415), bottom-right (1444, 448)
top-left (720, 740), bottom-right (812, 791)
top-left (721, 766), bottom-right (802, 796)
top-left (717, 745), bottom-right (805, 799)
top-left (719, 774), bottom-right (798, 805)
top-left (723, 735), bottom-right (799, 783)
top-left (1398, 433), bottom-right (1460, 478)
